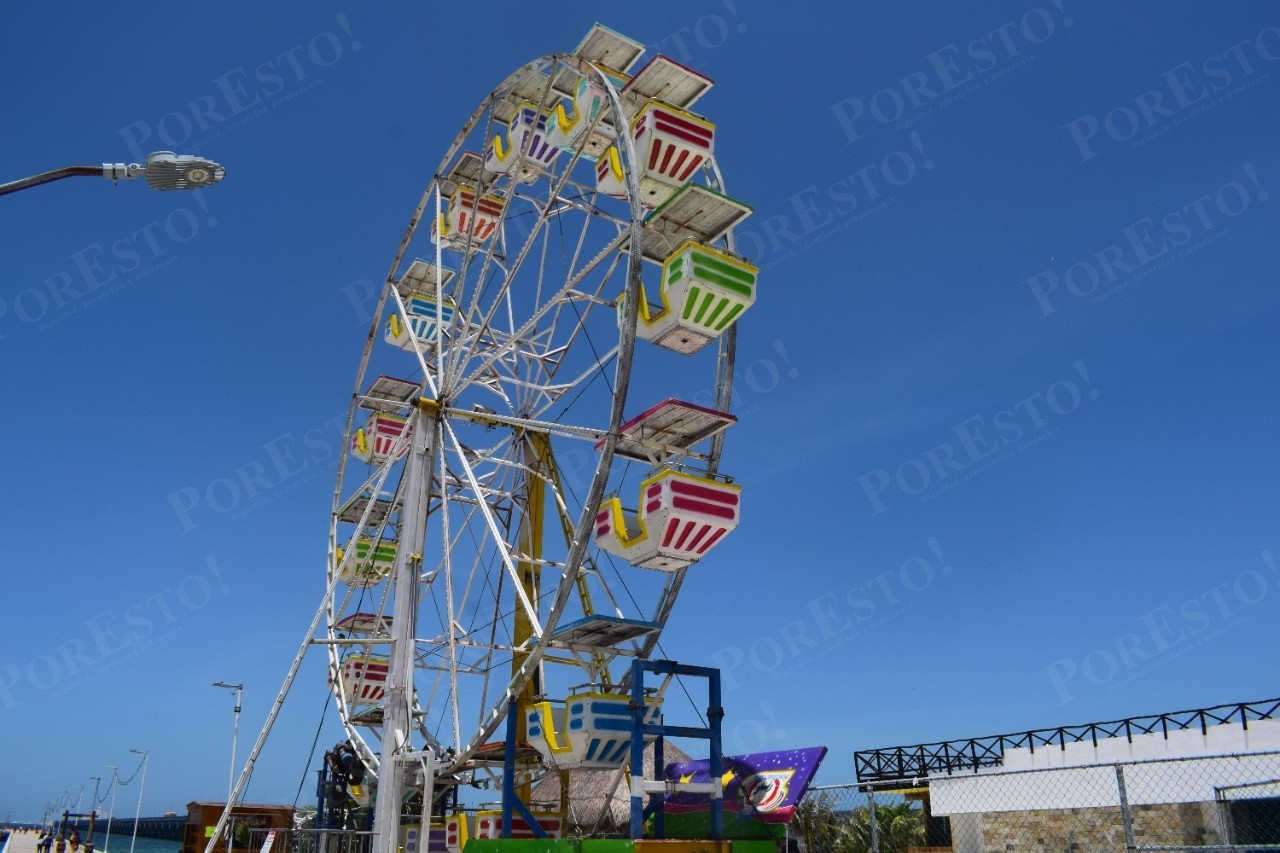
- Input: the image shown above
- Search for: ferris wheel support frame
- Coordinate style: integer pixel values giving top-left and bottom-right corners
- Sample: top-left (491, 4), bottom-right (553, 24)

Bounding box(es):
top-left (374, 402), bottom-right (441, 853)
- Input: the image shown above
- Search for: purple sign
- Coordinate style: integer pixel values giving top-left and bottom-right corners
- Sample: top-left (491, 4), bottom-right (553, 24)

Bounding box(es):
top-left (662, 746), bottom-right (828, 824)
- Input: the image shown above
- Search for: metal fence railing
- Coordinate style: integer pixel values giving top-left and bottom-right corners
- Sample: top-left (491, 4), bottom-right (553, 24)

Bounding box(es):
top-left (795, 751), bottom-right (1280, 853)
top-left (853, 699), bottom-right (1280, 784)
top-left (291, 826), bottom-right (373, 853)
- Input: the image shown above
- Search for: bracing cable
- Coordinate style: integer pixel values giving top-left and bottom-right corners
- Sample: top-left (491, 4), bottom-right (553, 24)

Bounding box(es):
top-left (293, 688), bottom-right (334, 807)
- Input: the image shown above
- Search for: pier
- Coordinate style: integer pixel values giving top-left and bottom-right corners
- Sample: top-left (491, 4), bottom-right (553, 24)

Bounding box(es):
top-left (5, 830), bottom-right (42, 853)
top-left (59, 816), bottom-right (185, 842)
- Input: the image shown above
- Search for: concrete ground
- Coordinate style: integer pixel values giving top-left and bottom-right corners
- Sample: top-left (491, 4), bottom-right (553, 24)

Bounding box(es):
top-left (4, 830), bottom-right (41, 853)
top-left (3, 831), bottom-right (105, 853)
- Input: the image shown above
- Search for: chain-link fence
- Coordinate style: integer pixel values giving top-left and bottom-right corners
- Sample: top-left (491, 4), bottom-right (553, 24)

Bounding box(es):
top-left (795, 752), bottom-right (1280, 853)
top-left (291, 827), bottom-right (372, 853)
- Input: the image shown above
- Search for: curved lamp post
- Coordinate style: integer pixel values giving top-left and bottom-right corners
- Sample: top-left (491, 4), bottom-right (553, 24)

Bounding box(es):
top-left (0, 151), bottom-right (225, 196)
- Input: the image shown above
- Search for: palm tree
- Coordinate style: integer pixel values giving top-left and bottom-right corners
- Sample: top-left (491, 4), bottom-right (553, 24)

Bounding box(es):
top-left (792, 791), bottom-right (853, 853)
top-left (845, 801), bottom-right (925, 853)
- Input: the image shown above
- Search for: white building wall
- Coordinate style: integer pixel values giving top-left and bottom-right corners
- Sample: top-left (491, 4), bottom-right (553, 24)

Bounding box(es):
top-left (932, 764), bottom-right (1119, 815)
top-left (930, 719), bottom-right (1280, 816)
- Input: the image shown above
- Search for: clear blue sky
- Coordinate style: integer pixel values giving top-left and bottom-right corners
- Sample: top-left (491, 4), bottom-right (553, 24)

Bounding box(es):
top-left (3, 0), bottom-right (1279, 823)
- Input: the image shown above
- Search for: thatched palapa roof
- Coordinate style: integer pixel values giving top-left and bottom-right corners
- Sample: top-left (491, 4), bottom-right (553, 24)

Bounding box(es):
top-left (530, 741), bottom-right (693, 837)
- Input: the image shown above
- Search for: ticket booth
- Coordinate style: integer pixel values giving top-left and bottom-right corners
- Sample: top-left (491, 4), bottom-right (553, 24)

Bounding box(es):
top-left (181, 802), bottom-right (294, 853)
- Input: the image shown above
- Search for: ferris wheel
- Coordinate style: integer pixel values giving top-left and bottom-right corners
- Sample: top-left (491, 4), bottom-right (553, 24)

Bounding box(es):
top-left (323, 23), bottom-right (758, 834)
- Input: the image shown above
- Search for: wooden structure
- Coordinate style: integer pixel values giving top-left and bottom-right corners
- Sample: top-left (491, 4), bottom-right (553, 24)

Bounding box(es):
top-left (180, 802), bottom-right (294, 853)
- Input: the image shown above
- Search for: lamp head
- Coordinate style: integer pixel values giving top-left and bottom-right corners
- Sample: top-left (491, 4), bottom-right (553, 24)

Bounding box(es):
top-left (141, 152), bottom-right (225, 191)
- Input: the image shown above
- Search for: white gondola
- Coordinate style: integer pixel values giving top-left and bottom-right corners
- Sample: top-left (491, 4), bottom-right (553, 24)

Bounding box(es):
top-left (595, 467), bottom-right (740, 571)
top-left (335, 538), bottom-right (397, 588)
top-left (471, 811), bottom-right (562, 843)
top-left (621, 239), bottom-right (757, 355)
top-left (544, 69), bottom-right (628, 159)
top-left (432, 185), bottom-right (504, 252)
top-left (597, 100), bottom-right (715, 208)
top-left (526, 688), bottom-right (661, 770)
top-left (336, 655), bottom-right (388, 705)
top-left (386, 294), bottom-right (455, 353)
top-left (485, 102), bottom-right (559, 182)
top-left (351, 412), bottom-right (408, 465)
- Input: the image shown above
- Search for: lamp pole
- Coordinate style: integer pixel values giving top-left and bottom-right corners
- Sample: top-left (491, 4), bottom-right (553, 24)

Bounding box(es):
top-left (87, 777), bottom-right (101, 853)
top-left (48, 792), bottom-right (68, 831)
top-left (127, 751), bottom-right (149, 853)
top-left (51, 791), bottom-right (70, 831)
top-left (212, 682), bottom-right (243, 853)
top-left (0, 151), bottom-right (225, 196)
top-left (103, 766), bottom-right (118, 853)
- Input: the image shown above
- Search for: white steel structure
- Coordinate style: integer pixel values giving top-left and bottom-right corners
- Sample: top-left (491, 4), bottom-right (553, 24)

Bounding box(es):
top-left (201, 24), bottom-right (757, 853)
top-left (327, 23), bottom-right (748, 808)
top-left (330, 27), bottom-right (754, 853)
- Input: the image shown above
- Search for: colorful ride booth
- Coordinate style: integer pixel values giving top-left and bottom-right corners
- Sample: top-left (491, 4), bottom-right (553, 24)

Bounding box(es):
top-left (459, 658), bottom-right (827, 853)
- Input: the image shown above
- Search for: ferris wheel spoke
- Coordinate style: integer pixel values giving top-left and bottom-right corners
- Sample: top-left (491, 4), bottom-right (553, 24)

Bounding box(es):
top-left (447, 249), bottom-right (536, 392)
top-left (442, 189), bottom-right (524, 389)
top-left (432, 430), bottom-right (466, 752)
top-left (452, 104), bottom-right (617, 371)
top-left (440, 405), bottom-right (603, 444)
top-left (456, 191), bottom-right (572, 373)
top-left (453, 231), bottom-right (625, 399)
top-left (440, 418), bottom-right (543, 639)
top-left (528, 264), bottom-right (625, 396)
top-left (386, 286), bottom-right (444, 399)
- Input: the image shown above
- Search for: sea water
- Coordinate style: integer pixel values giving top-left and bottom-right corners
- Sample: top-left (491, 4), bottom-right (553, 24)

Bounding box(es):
top-left (87, 831), bottom-right (179, 853)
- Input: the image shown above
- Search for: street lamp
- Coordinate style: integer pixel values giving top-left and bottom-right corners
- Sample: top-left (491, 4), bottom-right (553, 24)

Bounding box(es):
top-left (47, 791), bottom-right (71, 830)
top-left (50, 791), bottom-right (69, 828)
top-left (103, 766), bottom-right (118, 853)
top-left (0, 151), bottom-right (225, 196)
top-left (87, 777), bottom-right (101, 853)
top-left (127, 750), bottom-right (149, 853)
top-left (211, 682), bottom-right (243, 853)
